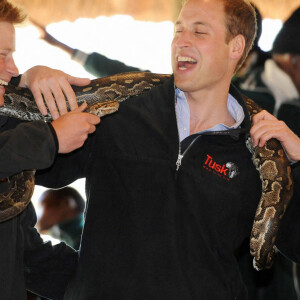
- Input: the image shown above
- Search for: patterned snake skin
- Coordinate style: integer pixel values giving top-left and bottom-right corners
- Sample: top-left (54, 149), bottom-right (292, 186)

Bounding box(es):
top-left (245, 98), bottom-right (294, 270)
top-left (0, 72), bottom-right (293, 270)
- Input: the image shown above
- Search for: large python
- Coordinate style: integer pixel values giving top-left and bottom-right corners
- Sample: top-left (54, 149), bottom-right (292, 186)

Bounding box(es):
top-left (0, 72), bottom-right (293, 271)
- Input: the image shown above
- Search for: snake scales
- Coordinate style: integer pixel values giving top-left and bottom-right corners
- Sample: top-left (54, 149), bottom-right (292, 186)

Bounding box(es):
top-left (0, 71), bottom-right (293, 270)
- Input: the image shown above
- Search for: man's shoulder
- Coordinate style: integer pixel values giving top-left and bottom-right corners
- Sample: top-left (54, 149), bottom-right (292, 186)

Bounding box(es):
top-left (119, 73), bottom-right (174, 108)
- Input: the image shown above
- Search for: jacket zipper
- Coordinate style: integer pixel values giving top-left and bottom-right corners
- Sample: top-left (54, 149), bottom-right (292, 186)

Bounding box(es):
top-left (174, 90), bottom-right (183, 173)
top-left (174, 90), bottom-right (201, 172)
top-left (175, 136), bottom-right (201, 171)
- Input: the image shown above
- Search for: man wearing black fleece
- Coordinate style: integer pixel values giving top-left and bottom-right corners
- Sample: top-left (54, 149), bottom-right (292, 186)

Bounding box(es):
top-left (0, 1), bottom-right (100, 299)
top-left (36, 0), bottom-right (300, 299)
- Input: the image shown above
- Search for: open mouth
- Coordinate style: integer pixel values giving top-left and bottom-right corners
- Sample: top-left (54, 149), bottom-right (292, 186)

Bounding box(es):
top-left (177, 56), bottom-right (197, 70)
top-left (0, 79), bottom-right (8, 87)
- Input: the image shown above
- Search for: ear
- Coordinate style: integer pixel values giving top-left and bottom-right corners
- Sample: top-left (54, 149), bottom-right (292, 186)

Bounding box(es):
top-left (229, 34), bottom-right (245, 61)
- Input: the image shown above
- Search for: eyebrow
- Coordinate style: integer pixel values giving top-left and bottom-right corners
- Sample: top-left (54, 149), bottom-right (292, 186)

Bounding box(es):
top-left (175, 21), bottom-right (208, 27)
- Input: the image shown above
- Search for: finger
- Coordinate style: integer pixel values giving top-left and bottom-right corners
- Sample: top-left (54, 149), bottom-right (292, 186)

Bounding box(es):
top-left (250, 119), bottom-right (279, 137)
top-left (37, 77), bottom-right (70, 117)
top-left (73, 102), bottom-right (87, 112)
top-left (250, 121), bottom-right (275, 147)
top-left (30, 85), bottom-right (49, 116)
top-left (88, 124), bottom-right (97, 134)
top-left (250, 119), bottom-right (268, 140)
top-left (73, 103), bottom-right (101, 124)
top-left (67, 76), bottom-right (91, 87)
top-left (251, 122), bottom-right (288, 147)
top-left (58, 79), bottom-right (79, 111)
top-left (48, 82), bottom-right (69, 115)
top-left (252, 110), bottom-right (276, 125)
top-left (257, 131), bottom-right (277, 147)
top-left (37, 83), bottom-right (60, 119)
top-left (88, 115), bottom-right (101, 125)
top-left (35, 95), bottom-right (48, 116)
top-left (44, 93), bottom-right (60, 120)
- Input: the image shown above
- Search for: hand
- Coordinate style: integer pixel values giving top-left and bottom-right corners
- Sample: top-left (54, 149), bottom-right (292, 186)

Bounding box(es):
top-left (250, 110), bottom-right (300, 162)
top-left (30, 18), bottom-right (58, 46)
top-left (51, 102), bottom-right (100, 153)
top-left (19, 66), bottom-right (91, 120)
top-left (30, 18), bottom-right (74, 56)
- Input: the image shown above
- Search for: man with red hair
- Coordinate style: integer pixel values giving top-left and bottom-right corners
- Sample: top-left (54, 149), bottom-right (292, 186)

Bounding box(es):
top-left (0, 1), bottom-right (100, 299)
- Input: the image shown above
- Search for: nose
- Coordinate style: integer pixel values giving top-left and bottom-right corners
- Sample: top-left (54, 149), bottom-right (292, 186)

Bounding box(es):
top-left (173, 30), bottom-right (192, 49)
top-left (7, 55), bottom-right (19, 77)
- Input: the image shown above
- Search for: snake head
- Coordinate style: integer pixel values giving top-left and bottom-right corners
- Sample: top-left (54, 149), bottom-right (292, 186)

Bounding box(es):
top-left (85, 100), bottom-right (119, 117)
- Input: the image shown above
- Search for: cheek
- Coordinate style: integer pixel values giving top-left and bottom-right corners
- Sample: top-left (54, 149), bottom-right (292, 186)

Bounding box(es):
top-left (0, 60), bottom-right (5, 74)
top-left (171, 38), bottom-right (177, 55)
top-left (196, 45), bottom-right (223, 70)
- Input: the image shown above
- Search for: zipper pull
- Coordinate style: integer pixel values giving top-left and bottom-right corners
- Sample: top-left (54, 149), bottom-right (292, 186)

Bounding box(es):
top-left (176, 153), bottom-right (184, 171)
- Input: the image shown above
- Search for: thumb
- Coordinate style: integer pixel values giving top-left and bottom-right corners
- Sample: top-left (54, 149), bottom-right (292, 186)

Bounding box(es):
top-left (68, 75), bottom-right (91, 87)
top-left (72, 102), bottom-right (88, 113)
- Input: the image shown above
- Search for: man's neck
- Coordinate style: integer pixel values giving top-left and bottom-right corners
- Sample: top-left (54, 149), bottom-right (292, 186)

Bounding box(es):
top-left (183, 87), bottom-right (234, 134)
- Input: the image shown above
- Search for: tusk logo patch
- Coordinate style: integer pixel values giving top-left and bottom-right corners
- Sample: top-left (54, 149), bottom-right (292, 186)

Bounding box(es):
top-left (203, 154), bottom-right (239, 181)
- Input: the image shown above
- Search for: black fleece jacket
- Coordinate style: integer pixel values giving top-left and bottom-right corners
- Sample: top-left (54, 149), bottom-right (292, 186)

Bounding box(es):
top-left (36, 76), bottom-right (300, 300)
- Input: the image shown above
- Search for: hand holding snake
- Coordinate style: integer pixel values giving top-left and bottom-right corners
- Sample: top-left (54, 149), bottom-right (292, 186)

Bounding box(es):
top-left (19, 66), bottom-right (91, 119)
top-left (251, 109), bottom-right (300, 162)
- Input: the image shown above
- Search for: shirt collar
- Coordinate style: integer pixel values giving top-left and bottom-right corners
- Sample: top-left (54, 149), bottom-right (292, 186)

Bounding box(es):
top-left (175, 88), bottom-right (245, 141)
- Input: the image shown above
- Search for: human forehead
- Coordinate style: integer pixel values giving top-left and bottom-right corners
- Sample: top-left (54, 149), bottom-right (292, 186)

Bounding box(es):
top-left (177, 0), bottom-right (226, 25)
top-left (0, 21), bottom-right (15, 50)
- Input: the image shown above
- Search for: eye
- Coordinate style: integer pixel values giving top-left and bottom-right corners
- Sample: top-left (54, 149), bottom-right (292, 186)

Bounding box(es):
top-left (194, 24), bottom-right (207, 36)
top-left (195, 31), bottom-right (206, 35)
top-left (0, 51), bottom-right (9, 58)
top-left (174, 25), bottom-right (183, 34)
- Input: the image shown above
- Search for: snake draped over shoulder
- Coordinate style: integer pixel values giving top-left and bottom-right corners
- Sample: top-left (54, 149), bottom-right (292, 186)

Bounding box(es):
top-left (0, 71), bottom-right (293, 271)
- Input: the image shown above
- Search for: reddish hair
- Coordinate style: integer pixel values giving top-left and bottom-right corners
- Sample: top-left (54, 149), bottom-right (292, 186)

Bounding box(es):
top-left (223, 0), bottom-right (257, 71)
top-left (0, 0), bottom-right (27, 24)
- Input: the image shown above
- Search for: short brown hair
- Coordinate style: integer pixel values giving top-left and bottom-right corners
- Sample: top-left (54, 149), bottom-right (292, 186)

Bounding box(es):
top-left (0, 0), bottom-right (27, 24)
top-left (223, 0), bottom-right (257, 71)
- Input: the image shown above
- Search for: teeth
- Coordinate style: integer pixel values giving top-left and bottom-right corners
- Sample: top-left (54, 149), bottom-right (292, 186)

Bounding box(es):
top-left (177, 56), bottom-right (197, 63)
top-left (0, 79), bottom-right (8, 86)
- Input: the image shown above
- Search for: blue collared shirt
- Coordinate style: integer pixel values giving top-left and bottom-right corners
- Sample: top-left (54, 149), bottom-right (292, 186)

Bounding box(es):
top-left (175, 88), bottom-right (245, 141)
